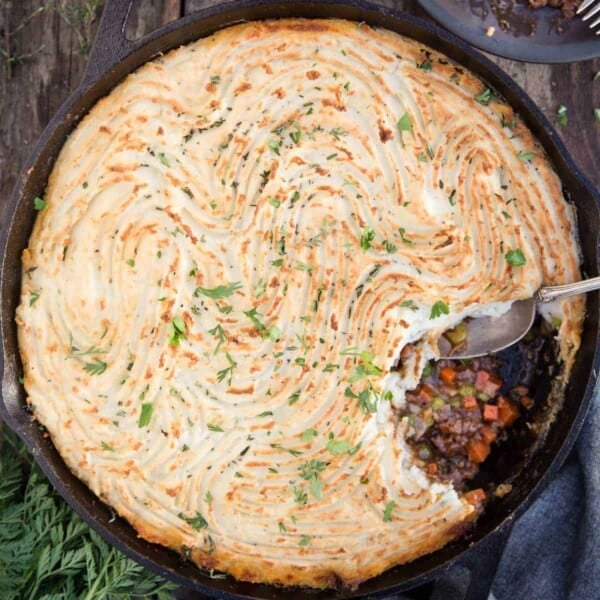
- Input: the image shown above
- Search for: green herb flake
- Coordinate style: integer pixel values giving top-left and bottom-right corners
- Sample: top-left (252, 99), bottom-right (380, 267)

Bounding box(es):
top-left (126, 258), bottom-right (135, 267)
top-left (208, 323), bottom-right (226, 354)
top-left (210, 75), bottom-right (221, 84)
top-left (300, 428), bottom-right (318, 441)
top-left (326, 438), bottom-right (352, 455)
top-left (138, 402), bottom-right (153, 427)
top-left (360, 227), bottom-right (376, 251)
top-left (269, 197), bottom-right (281, 208)
top-left (204, 491), bottom-right (213, 504)
top-left (383, 239), bottom-right (397, 254)
top-left (207, 423), bottom-right (224, 432)
top-left (158, 152), bottom-right (170, 167)
top-left (168, 316), bottom-right (187, 347)
top-left (288, 391), bottom-right (301, 405)
top-left (429, 300), bottom-right (450, 320)
top-left (383, 500), bottom-right (395, 522)
top-left (401, 299), bottom-right (418, 311)
top-left (299, 459), bottom-right (327, 480)
top-left (179, 511), bottom-right (208, 530)
top-left (29, 290), bottom-right (41, 306)
top-left (396, 112), bottom-right (413, 146)
top-left (268, 138), bottom-right (281, 155)
top-left (194, 281), bottom-right (242, 299)
top-left (244, 307), bottom-right (267, 333)
top-left (556, 105), bottom-right (568, 126)
top-left (33, 196), bottom-right (47, 211)
top-left (517, 151), bottom-right (535, 162)
top-left (216, 352), bottom-right (237, 385)
top-left (416, 58), bottom-right (432, 71)
top-left (292, 485), bottom-right (307, 505)
top-left (289, 124), bottom-right (302, 144)
top-left (83, 358), bottom-right (107, 376)
top-left (505, 248), bottom-right (526, 266)
top-left (474, 88), bottom-right (492, 106)
top-left (278, 521), bottom-right (287, 533)
top-left (82, 181), bottom-right (88, 189)
top-left (398, 227), bottom-right (414, 246)
top-left (299, 535), bottom-right (312, 546)
top-left (448, 189), bottom-right (457, 206)
top-left (101, 441), bottom-right (115, 452)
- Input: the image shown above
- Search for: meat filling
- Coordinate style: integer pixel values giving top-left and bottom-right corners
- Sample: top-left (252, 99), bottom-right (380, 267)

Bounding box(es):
top-left (402, 356), bottom-right (532, 492)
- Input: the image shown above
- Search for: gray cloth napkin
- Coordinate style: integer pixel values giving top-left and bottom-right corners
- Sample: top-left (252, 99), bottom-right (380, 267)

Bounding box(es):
top-left (385, 390), bottom-right (599, 600)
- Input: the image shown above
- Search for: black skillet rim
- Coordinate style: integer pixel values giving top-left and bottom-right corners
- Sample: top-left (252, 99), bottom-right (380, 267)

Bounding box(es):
top-left (1, 1), bottom-right (599, 598)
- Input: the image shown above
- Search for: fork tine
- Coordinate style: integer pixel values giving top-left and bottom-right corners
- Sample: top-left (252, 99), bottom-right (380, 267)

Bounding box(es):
top-left (582, 4), bottom-right (600, 20)
top-left (577, 0), bottom-right (597, 14)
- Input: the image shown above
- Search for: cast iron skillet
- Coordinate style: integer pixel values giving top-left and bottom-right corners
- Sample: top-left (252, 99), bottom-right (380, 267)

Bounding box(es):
top-left (1, 1), bottom-right (599, 598)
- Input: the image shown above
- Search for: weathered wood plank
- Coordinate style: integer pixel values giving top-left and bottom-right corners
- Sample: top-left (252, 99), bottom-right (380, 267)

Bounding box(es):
top-left (125, 0), bottom-right (181, 40)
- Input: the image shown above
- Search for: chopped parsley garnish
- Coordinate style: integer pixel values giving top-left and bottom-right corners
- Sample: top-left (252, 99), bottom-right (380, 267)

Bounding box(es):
top-left (158, 152), bottom-right (170, 167)
top-left (126, 258), bottom-right (135, 267)
top-left (208, 323), bottom-right (226, 354)
top-left (383, 500), bottom-right (395, 522)
top-left (299, 535), bottom-right (312, 546)
top-left (207, 423), bottom-right (224, 432)
top-left (300, 428), bottom-right (318, 441)
top-left (83, 358), bottom-right (107, 376)
top-left (398, 227), bottom-right (414, 246)
top-left (326, 438), bottom-right (352, 455)
top-left (204, 491), bottom-right (213, 504)
top-left (429, 300), bottom-right (450, 319)
top-left (138, 402), bottom-right (153, 427)
top-left (448, 189), bottom-right (457, 206)
top-left (557, 105), bottom-right (568, 126)
top-left (243, 307), bottom-right (267, 333)
top-left (474, 88), bottom-right (492, 105)
top-left (347, 350), bottom-right (382, 383)
top-left (210, 75), bottom-right (221, 84)
top-left (292, 486), bottom-right (307, 505)
top-left (344, 384), bottom-right (378, 413)
top-left (194, 281), bottom-right (242, 299)
top-left (168, 316), bottom-right (187, 347)
top-left (299, 459), bottom-right (327, 480)
top-left (178, 512), bottom-right (208, 530)
top-left (505, 248), bottom-right (526, 266)
top-left (33, 196), bottom-right (46, 211)
top-left (100, 441), bottom-right (115, 452)
top-left (516, 151), bottom-right (535, 162)
top-left (360, 227), bottom-right (376, 251)
top-left (416, 58), bottom-right (432, 71)
top-left (269, 197), bottom-right (281, 208)
top-left (288, 391), bottom-right (301, 405)
top-left (268, 138), bottom-right (281, 155)
top-left (401, 299), bottom-right (418, 311)
top-left (257, 411), bottom-right (273, 417)
top-left (383, 239), bottom-right (397, 253)
top-left (289, 123), bottom-right (302, 144)
top-left (29, 290), bottom-right (41, 306)
top-left (294, 261), bottom-right (314, 275)
top-left (396, 112), bottom-right (413, 146)
top-left (216, 352), bottom-right (237, 385)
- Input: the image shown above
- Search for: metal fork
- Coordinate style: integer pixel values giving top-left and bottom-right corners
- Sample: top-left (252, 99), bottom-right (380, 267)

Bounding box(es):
top-left (577, 0), bottom-right (600, 34)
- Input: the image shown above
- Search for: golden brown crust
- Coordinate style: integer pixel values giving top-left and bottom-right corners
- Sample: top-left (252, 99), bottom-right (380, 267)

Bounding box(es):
top-left (17, 18), bottom-right (582, 588)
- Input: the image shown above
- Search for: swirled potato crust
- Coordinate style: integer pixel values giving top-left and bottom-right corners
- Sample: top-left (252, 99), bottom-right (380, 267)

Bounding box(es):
top-left (17, 19), bottom-right (583, 589)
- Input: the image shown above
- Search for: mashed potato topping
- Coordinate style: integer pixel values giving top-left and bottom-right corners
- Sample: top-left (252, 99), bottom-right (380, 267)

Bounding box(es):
top-left (17, 19), bottom-right (583, 588)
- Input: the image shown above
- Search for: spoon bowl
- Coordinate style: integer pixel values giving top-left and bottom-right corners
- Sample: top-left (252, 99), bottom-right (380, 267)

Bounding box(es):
top-left (438, 276), bottom-right (600, 359)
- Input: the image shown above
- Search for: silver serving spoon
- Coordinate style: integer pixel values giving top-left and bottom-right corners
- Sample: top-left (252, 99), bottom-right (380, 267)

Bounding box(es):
top-left (438, 276), bottom-right (600, 359)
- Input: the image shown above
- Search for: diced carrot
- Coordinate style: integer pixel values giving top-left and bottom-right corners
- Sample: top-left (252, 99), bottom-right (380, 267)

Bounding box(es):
top-left (463, 395), bottom-right (478, 409)
top-left (483, 404), bottom-right (499, 421)
top-left (475, 369), bottom-right (490, 392)
top-left (480, 425), bottom-right (497, 444)
top-left (467, 438), bottom-right (490, 463)
top-left (427, 462), bottom-right (438, 474)
top-left (520, 395), bottom-right (534, 409)
top-left (420, 384), bottom-right (436, 402)
top-left (464, 488), bottom-right (487, 506)
top-left (498, 396), bottom-right (520, 426)
top-left (440, 366), bottom-right (456, 385)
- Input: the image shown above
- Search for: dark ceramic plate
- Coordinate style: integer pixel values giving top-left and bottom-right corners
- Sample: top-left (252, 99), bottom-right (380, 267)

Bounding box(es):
top-left (417, 0), bottom-right (600, 63)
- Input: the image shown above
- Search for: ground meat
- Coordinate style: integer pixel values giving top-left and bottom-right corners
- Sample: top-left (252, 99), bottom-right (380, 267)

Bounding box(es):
top-left (528, 0), bottom-right (582, 18)
top-left (402, 357), bottom-right (531, 490)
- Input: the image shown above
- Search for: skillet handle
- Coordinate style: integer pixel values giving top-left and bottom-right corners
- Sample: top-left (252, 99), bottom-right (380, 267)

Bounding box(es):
top-left (81, 0), bottom-right (136, 87)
